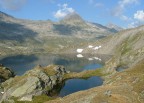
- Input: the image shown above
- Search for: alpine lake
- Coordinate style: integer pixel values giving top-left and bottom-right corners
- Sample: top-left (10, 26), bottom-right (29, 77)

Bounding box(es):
top-left (0, 53), bottom-right (111, 97)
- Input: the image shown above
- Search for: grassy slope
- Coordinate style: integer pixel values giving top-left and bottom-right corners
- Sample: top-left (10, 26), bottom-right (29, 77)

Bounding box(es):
top-left (45, 58), bottom-right (144, 103)
top-left (104, 29), bottom-right (144, 74)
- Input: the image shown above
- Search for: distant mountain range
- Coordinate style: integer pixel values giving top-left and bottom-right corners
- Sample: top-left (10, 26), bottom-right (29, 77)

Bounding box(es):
top-left (0, 11), bottom-right (122, 56)
top-left (0, 11), bottom-right (122, 38)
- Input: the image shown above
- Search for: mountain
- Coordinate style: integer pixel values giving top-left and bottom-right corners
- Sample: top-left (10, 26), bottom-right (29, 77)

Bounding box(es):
top-left (88, 22), bottom-right (119, 33)
top-left (60, 12), bottom-right (85, 24)
top-left (0, 11), bottom-right (120, 56)
top-left (0, 11), bottom-right (14, 20)
top-left (106, 23), bottom-right (123, 31)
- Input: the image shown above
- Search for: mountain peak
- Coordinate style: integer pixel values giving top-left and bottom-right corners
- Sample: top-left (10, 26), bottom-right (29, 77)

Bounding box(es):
top-left (106, 23), bottom-right (123, 31)
top-left (60, 12), bottom-right (84, 24)
top-left (63, 12), bottom-right (82, 20)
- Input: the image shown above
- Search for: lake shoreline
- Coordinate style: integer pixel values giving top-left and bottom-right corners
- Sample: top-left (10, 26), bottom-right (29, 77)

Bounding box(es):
top-left (0, 64), bottom-right (105, 102)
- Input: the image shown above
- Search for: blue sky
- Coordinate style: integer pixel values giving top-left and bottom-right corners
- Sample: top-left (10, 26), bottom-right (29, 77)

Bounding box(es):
top-left (0, 0), bottom-right (144, 28)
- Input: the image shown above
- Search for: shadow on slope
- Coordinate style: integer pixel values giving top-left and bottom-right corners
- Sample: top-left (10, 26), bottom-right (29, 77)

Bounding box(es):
top-left (0, 21), bottom-right (38, 42)
top-left (53, 24), bottom-right (81, 35)
top-left (0, 54), bottom-right (38, 65)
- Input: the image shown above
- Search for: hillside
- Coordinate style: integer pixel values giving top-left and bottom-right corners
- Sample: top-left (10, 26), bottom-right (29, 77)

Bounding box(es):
top-left (45, 25), bottom-right (144, 103)
top-left (64, 25), bottom-right (144, 73)
top-left (46, 59), bottom-right (144, 103)
top-left (0, 11), bottom-right (119, 56)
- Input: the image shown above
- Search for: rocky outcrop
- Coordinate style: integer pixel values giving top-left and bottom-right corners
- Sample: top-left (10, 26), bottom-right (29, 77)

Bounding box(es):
top-left (0, 65), bottom-right (69, 102)
top-left (0, 64), bottom-right (15, 83)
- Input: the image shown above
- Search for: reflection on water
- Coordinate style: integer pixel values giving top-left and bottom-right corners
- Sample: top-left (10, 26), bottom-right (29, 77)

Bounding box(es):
top-left (59, 76), bottom-right (103, 97)
top-left (0, 54), bottom-right (111, 75)
top-left (0, 54), bottom-right (108, 97)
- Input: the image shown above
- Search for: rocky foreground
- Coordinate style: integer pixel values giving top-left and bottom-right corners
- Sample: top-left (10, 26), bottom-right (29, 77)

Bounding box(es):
top-left (0, 64), bottom-right (15, 83)
top-left (0, 65), bottom-right (70, 102)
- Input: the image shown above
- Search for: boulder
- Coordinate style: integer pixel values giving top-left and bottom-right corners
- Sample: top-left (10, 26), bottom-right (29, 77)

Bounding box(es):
top-left (11, 76), bottom-right (41, 97)
top-left (0, 64), bottom-right (15, 83)
top-left (1, 65), bottom-right (69, 102)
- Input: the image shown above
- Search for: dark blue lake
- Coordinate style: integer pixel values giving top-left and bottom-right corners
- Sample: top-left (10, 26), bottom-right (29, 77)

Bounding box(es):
top-left (0, 54), bottom-right (110, 96)
top-left (59, 76), bottom-right (103, 97)
top-left (0, 54), bottom-right (110, 75)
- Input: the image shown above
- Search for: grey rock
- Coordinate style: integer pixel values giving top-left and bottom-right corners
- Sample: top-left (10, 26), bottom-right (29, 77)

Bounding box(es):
top-left (11, 76), bottom-right (41, 97)
top-left (104, 90), bottom-right (112, 97)
top-left (0, 65), bottom-right (15, 83)
top-left (50, 75), bottom-right (57, 86)
top-left (1, 65), bottom-right (68, 102)
top-left (19, 95), bottom-right (33, 101)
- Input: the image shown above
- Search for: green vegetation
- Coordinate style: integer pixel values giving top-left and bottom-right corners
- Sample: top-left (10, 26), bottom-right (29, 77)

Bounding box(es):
top-left (64, 68), bottom-right (105, 80)
top-left (43, 65), bottom-right (58, 76)
top-left (127, 61), bottom-right (144, 93)
top-left (5, 95), bottom-right (54, 103)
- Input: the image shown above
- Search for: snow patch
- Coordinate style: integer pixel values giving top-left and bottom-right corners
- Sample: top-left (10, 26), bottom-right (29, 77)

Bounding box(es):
top-left (93, 57), bottom-right (102, 61)
top-left (94, 57), bottom-right (99, 60)
top-left (93, 46), bottom-right (102, 50)
top-left (99, 45), bottom-right (102, 48)
top-left (88, 58), bottom-right (93, 61)
top-left (93, 46), bottom-right (99, 50)
top-left (76, 49), bottom-right (83, 53)
top-left (98, 58), bottom-right (102, 61)
top-left (1, 92), bottom-right (4, 94)
top-left (88, 45), bottom-right (94, 48)
top-left (77, 54), bottom-right (84, 58)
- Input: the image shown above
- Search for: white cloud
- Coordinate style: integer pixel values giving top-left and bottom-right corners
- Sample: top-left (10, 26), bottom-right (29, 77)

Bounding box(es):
top-left (54, 3), bottom-right (74, 19)
top-left (95, 3), bottom-right (104, 8)
top-left (112, 0), bottom-right (139, 16)
top-left (89, 0), bottom-right (104, 8)
top-left (127, 10), bottom-right (144, 28)
top-left (134, 10), bottom-right (144, 21)
top-left (119, 0), bottom-right (139, 8)
top-left (120, 15), bottom-right (132, 21)
top-left (128, 21), bottom-right (138, 28)
top-left (0, 0), bottom-right (27, 10)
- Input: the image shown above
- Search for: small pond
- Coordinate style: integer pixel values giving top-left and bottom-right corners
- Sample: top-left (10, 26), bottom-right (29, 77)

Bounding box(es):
top-left (59, 76), bottom-right (103, 97)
